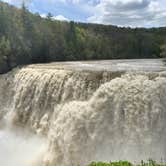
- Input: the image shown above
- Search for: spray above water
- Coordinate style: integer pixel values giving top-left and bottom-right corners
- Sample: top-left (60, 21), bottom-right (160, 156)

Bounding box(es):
top-left (0, 128), bottom-right (46, 166)
top-left (0, 60), bottom-right (166, 166)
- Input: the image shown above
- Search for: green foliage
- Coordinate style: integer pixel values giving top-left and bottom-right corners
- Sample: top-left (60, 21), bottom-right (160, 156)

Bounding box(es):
top-left (160, 43), bottom-right (166, 57)
top-left (0, 1), bottom-right (166, 73)
top-left (88, 161), bottom-right (132, 166)
top-left (0, 36), bottom-right (12, 73)
top-left (88, 160), bottom-right (166, 166)
top-left (47, 12), bottom-right (53, 20)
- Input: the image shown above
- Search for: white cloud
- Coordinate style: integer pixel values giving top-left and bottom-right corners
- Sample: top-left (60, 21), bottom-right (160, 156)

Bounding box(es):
top-left (47, 0), bottom-right (81, 4)
top-left (2, 0), bottom-right (31, 6)
top-left (2, 0), bottom-right (166, 27)
top-left (40, 13), bottom-right (47, 18)
top-left (40, 13), bottom-right (69, 21)
top-left (87, 0), bottom-right (166, 27)
top-left (53, 14), bottom-right (69, 21)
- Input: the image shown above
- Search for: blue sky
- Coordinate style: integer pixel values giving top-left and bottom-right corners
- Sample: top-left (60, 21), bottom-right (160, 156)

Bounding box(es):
top-left (1, 0), bottom-right (166, 27)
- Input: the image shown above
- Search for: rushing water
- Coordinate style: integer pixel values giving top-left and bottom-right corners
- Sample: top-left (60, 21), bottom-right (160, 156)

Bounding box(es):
top-left (1, 59), bottom-right (166, 166)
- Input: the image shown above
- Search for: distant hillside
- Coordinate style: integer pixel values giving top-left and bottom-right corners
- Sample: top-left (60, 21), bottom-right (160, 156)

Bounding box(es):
top-left (0, 1), bottom-right (166, 73)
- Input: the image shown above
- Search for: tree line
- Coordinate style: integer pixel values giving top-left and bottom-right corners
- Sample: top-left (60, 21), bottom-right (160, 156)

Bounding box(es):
top-left (0, 1), bottom-right (166, 73)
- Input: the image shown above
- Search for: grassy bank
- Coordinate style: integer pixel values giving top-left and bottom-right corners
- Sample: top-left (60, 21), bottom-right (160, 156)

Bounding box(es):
top-left (88, 160), bottom-right (166, 166)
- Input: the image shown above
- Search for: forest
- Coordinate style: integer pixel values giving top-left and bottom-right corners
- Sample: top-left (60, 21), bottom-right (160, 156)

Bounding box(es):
top-left (0, 1), bottom-right (166, 73)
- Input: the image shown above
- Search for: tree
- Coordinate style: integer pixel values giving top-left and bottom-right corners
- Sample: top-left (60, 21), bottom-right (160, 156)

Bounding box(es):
top-left (0, 5), bottom-right (9, 35)
top-left (160, 43), bottom-right (166, 57)
top-left (0, 36), bottom-right (12, 73)
top-left (47, 12), bottom-right (53, 20)
top-left (0, 1), bottom-right (166, 74)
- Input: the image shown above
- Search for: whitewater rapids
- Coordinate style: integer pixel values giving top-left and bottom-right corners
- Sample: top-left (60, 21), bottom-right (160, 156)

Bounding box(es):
top-left (1, 59), bottom-right (166, 166)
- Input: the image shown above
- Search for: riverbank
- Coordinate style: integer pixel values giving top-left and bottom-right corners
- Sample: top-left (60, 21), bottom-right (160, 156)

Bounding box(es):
top-left (88, 160), bottom-right (166, 166)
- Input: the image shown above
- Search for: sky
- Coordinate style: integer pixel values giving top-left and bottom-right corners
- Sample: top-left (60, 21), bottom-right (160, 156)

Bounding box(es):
top-left (1, 0), bottom-right (166, 27)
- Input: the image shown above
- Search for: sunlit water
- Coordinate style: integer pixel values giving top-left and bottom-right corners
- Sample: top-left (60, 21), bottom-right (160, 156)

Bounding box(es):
top-left (29, 59), bottom-right (166, 72)
top-left (1, 59), bottom-right (166, 166)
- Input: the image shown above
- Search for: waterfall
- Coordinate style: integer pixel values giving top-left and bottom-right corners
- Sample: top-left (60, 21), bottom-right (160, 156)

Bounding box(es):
top-left (0, 63), bottom-right (166, 166)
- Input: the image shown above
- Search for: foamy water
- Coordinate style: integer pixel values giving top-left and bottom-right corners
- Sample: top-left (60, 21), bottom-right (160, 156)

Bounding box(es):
top-left (0, 59), bottom-right (166, 166)
top-left (0, 128), bottom-right (47, 166)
